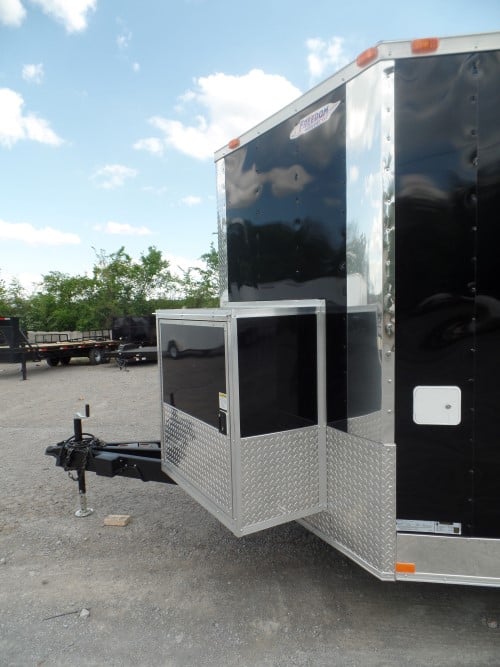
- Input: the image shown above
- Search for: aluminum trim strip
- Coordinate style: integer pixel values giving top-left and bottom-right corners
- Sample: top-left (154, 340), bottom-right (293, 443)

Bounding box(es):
top-left (397, 533), bottom-right (500, 582)
top-left (216, 159), bottom-right (228, 304)
top-left (395, 572), bottom-right (500, 587)
top-left (381, 62), bottom-right (396, 443)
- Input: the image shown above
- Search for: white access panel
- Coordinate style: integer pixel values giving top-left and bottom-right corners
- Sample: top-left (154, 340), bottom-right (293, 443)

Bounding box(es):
top-left (413, 386), bottom-right (461, 426)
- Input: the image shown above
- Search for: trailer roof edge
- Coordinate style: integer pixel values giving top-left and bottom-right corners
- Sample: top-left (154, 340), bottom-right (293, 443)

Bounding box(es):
top-left (214, 30), bottom-right (500, 162)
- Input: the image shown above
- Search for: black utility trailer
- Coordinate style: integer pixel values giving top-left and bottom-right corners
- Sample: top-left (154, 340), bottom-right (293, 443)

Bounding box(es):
top-left (108, 315), bottom-right (158, 367)
top-left (48, 31), bottom-right (500, 586)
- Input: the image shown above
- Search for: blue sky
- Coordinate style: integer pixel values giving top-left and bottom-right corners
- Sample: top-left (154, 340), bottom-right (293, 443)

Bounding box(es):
top-left (1, 0), bottom-right (499, 291)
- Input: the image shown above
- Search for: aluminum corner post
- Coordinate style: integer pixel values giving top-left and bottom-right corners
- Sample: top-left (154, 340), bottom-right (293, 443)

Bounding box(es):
top-left (302, 61), bottom-right (397, 581)
top-left (215, 159), bottom-right (229, 305)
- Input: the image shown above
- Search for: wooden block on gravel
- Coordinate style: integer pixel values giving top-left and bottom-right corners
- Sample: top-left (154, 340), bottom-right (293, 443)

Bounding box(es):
top-left (103, 514), bottom-right (131, 527)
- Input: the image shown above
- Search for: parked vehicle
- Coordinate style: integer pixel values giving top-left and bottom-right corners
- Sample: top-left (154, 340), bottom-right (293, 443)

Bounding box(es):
top-left (108, 315), bottom-right (157, 367)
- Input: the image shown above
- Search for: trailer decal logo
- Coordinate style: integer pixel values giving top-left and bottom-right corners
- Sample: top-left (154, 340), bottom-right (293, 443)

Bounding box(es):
top-left (290, 101), bottom-right (340, 139)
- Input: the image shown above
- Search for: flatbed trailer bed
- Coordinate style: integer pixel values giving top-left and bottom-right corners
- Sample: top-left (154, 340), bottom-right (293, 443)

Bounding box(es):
top-left (0, 318), bottom-right (120, 377)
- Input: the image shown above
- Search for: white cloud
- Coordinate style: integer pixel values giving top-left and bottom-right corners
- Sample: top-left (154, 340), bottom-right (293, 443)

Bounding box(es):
top-left (132, 62), bottom-right (140, 73)
top-left (142, 185), bottom-right (167, 195)
top-left (22, 63), bottom-right (44, 84)
top-left (133, 137), bottom-right (163, 156)
top-left (117, 29), bottom-right (131, 49)
top-left (135, 69), bottom-right (301, 161)
top-left (30, 0), bottom-right (96, 33)
top-left (3, 270), bottom-right (42, 291)
top-left (181, 195), bottom-right (201, 207)
top-left (0, 0), bottom-right (26, 26)
top-left (0, 88), bottom-right (63, 148)
top-left (306, 36), bottom-right (349, 80)
top-left (93, 221), bottom-right (152, 236)
top-left (91, 164), bottom-right (138, 189)
top-left (0, 218), bottom-right (80, 245)
top-left (165, 252), bottom-right (203, 278)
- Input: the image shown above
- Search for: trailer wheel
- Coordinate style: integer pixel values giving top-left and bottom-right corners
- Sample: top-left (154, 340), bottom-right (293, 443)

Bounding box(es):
top-left (61, 357), bottom-right (71, 366)
top-left (46, 357), bottom-right (60, 367)
top-left (89, 348), bottom-right (103, 365)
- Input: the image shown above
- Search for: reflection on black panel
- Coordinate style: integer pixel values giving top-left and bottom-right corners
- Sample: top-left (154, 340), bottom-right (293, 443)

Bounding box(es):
top-left (347, 310), bottom-right (381, 418)
top-left (326, 309), bottom-right (347, 429)
top-left (225, 88), bottom-right (346, 305)
top-left (161, 323), bottom-right (225, 429)
top-left (237, 315), bottom-right (317, 437)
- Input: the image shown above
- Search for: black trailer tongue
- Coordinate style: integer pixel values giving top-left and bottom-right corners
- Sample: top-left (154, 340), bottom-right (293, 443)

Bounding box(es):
top-left (45, 404), bottom-right (174, 516)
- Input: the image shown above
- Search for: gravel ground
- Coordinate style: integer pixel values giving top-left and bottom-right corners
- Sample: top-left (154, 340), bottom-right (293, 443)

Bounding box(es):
top-left (1, 359), bottom-right (500, 667)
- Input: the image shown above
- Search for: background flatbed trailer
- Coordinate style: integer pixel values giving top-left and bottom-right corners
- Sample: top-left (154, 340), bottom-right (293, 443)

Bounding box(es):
top-left (0, 317), bottom-right (119, 377)
top-left (32, 331), bottom-right (118, 366)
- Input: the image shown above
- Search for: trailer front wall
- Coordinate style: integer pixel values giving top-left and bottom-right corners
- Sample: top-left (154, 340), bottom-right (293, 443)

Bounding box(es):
top-left (222, 85), bottom-right (348, 427)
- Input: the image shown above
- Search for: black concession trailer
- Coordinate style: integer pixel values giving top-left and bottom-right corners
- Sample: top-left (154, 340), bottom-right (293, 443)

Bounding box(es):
top-left (49, 32), bottom-right (500, 586)
top-left (160, 31), bottom-right (500, 586)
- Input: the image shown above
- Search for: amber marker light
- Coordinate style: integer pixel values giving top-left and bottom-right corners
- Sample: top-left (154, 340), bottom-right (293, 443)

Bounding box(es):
top-left (411, 37), bottom-right (439, 54)
top-left (356, 46), bottom-right (378, 68)
top-left (228, 138), bottom-right (240, 150)
top-left (395, 561), bottom-right (416, 574)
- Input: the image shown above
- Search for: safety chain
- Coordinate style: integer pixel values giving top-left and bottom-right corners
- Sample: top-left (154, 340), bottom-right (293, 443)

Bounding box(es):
top-left (58, 434), bottom-right (104, 480)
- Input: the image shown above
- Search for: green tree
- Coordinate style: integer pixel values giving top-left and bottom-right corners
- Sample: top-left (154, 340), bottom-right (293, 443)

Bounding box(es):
top-left (178, 243), bottom-right (220, 308)
top-left (0, 272), bottom-right (8, 314)
top-left (91, 246), bottom-right (174, 326)
top-left (28, 272), bottom-right (97, 330)
top-left (0, 273), bottom-right (32, 322)
top-left (1, 242), bottom-right (219, 332)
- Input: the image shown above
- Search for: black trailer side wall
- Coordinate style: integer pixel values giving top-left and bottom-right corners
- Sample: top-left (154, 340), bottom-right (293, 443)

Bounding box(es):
top-left (394, 51), bottom-right (500, 538)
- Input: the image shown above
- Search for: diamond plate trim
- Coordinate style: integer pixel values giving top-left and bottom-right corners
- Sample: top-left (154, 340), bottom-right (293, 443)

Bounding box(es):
top-left (303, 427), bottom-right (396, 576)
top-left (163, 404), bottom-right (232, 514)
top-left (239, 426), bottom-right (322, 528)
top-left (348, 412), bottom-right (384, 443)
